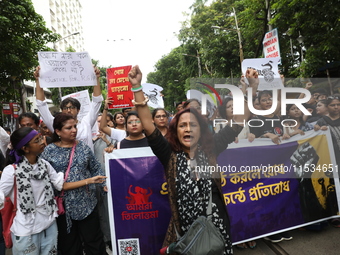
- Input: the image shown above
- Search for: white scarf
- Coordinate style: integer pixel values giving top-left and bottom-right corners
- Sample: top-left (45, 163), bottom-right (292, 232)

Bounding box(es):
top-left (15, 157), bottom-right (57, 215)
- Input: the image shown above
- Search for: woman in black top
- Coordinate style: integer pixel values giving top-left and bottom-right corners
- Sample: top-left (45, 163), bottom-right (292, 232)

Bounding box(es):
top-left (128, 65), bottom-right (244, 255)
top-left (117, 111), bottom-right (147, 149)
top-left (314, 95), bottom-right (340, 165)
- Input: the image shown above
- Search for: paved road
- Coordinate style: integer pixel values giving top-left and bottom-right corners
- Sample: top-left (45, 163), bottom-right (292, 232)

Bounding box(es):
top-left (234, 224), bottom-right (339, 255)
top-left (5, 225), bottom-right (339, 254)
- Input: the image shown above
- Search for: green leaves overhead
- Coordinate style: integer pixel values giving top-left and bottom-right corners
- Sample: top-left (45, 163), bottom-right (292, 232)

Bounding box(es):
top-left (147, 0), bottom-right (340, 107)
top-left (0, 0), bottom-right (59, 102)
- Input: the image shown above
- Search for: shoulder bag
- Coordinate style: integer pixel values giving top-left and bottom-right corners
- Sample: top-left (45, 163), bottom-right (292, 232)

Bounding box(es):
top-left (0, 164), bottom-right (17, 249)
top-left (162, 190), bottom-right (225, 255)
top-left (55, 142), bottom-right (76, 215)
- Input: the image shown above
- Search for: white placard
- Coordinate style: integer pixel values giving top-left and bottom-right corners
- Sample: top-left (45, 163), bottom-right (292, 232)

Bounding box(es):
top-left (242, 58), bottom-right (283, 90)
top-left (38, 51), bottom-right (96, 88)
top-left (142, 83), bottom-right (164, 108)
top-left (62, 90), bottom-right (98, 137)
top-left (263, 28), bottom-right (281, 59)
top-left (61, 90), bottom-right (91, 121)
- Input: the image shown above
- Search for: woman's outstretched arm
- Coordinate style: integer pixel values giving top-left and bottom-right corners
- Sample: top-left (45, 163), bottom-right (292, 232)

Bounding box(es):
top-left (128, 65), bottom-right (155, 136)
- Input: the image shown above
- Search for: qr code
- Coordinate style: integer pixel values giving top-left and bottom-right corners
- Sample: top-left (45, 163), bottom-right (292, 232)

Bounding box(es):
top-left (118, 238), bottom-right (140, 255)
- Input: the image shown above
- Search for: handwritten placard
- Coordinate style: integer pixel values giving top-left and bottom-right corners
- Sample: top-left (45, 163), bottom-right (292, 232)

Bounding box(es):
top-left (37, 52), bottom-right (96, 88)
top-left (107, 66), bottom-right (134, 109)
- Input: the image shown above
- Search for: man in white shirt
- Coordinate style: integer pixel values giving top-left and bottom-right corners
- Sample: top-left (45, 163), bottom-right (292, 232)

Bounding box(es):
top-left (34, 66), bottom-right (103, 152)
top-left (0, 126), bottom-right (10, 158)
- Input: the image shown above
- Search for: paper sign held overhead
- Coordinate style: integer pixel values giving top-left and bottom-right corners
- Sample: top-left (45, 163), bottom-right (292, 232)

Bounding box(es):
top-left (142, 83), bottom-right (164, 109)
top-left (263, 28), bottom-right (281, 59)
top-left (37, 51), bottom-right (96, 88)
top-left (107, 66), bottom-right (134, 109)
top-left (242, 58), bottom-right (283, 90)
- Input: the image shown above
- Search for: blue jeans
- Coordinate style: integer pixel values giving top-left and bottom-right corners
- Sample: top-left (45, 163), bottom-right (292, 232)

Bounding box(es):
top-left (11, 221), bottom-right (58, 255)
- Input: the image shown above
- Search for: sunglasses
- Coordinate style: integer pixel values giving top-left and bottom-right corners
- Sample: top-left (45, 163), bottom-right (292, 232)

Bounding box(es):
top-left (127, 120), bottom-right (141, 125)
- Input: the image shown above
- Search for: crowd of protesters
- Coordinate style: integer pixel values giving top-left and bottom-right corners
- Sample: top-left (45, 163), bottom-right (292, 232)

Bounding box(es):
top-left (0, 64), bottom-right (339, 255)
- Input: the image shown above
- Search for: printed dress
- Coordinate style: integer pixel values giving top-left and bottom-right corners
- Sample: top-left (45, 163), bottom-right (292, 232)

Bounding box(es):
top-left (41, 141), bottom-right (104, 232)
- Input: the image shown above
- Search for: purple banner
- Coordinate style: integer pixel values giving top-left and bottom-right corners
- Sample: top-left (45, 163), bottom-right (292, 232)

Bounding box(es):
top-left (106, 148), bottom-right (171, 255)
top-left (218, 130), bottom-right (339, 243)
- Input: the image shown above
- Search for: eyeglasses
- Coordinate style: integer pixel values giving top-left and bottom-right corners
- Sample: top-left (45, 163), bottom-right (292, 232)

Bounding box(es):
top-left (127, 120), bottom-right (141, 125)
top-left (62, 106), bottom-right (76, 111)
top-left (328, 96), bottom-right (340, 100)
top-left (20, 123), bottom-right (34, 128)
top-left (155, 115), bottom-right (167, 119)
top-left (30, 135), bottom-right (44, 144)
top-left (260, 98), bottom-right (273, 103)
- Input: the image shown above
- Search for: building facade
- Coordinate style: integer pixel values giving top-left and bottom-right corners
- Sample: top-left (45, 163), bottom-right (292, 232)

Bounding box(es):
top-left (26, 0), bottom-right (85, 115)
top-left (32, 0), bottom-right (85, 51)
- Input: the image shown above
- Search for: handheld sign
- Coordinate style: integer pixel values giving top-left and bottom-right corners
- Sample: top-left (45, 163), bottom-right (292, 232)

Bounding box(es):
top-left (38, 52), bottom-right (96, 88)
top-left (263, 28), bottom-right (281, 59)
top-left (242, 58), bottom-right (283, 90)
top-left (142, 83), bottom-right (164, 108)
top-left (107, 66), bottom-right (134, 109)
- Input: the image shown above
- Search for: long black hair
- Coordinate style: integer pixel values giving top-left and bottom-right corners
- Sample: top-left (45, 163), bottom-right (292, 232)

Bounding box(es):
top-left (52, 113), bottom-right (76, 142)
top-left (124, 111), bottom-right (143, 136)
top-left (218, 96), bottom-right (233, 120)
top-left (166, 108), bottom-right (215, 163)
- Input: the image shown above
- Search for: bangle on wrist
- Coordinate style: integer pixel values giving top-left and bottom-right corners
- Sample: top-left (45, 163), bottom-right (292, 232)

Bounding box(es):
top-left (104, 108), bottom-right (109, 111)
top-left (131, 85), bottom-right (143, 92)
top-left (132, 96), bottom-right (149, 106)
top-left (107, 142), bottom-right (112, 147)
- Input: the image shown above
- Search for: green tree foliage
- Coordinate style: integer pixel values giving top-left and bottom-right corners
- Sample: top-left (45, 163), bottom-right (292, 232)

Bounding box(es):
top-left (271, 0), bottom-right (340, 77)
top-left (146, 47), bottom-right (189, 111)
top-left (148, 0), bottom-right (340, 101)
top-left (0, 0), bottom-right (59, 102)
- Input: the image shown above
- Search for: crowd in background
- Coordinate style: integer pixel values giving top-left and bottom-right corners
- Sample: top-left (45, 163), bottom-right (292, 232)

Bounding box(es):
top-left (0, 65), bottom-right (339, 254)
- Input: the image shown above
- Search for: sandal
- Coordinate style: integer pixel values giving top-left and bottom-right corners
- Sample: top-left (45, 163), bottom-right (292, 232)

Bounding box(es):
top-left (247, 241), bottom-right (257, 249)
top-left (330, 218), bottom-right (340, 228)
top-left (236, 243), bottom-right (248, 249)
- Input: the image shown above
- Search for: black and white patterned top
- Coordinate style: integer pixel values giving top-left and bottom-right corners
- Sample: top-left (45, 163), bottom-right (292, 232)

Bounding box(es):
top-left (147, 128), bottom-right (233, 254)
